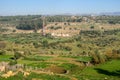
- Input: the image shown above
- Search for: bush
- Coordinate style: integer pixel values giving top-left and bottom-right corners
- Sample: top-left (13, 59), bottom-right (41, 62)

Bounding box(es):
top-left (42, 39), bottom-right (48, 48)
top-left (64, 46), bottom-right (72, 51)
top-left (108, 20), bottom-right (116, 24)
top-left (105, 49), bottom-right (120, 59)
top-left (91, 50), bottom-right (107, 64)
top-left (0, 50), bottom-right (5, 55)
top-left (14, 51), bottom-right (23, 60)
top-left (77, 44), bottom-right (82, 48)
top-left (0, 42), bottom-right (6, 49)
top-left (16, 19), bottom-right (43, 30)
top-left (12, 29), bottom-right (16, 32)
top-left (90, 26), bottom-right (94, 29)
top-left (49, 26), bottom-right (62, 30)
top-left (9, 60), bottom-right (17, 65)
top-left (33, 42), bottom-right (40, 48)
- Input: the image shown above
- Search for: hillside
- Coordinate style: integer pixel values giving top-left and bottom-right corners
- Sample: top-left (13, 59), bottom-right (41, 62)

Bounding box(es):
top-left (0, 15), bottom-right (120, 80)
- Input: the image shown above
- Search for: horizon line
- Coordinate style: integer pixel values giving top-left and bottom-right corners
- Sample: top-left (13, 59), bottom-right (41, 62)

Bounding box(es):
top-left (0, 11), bottom-right (120, 16)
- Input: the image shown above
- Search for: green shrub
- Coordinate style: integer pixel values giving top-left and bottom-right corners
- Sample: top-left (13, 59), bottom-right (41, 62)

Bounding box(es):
top-left (91, 50), bottom-right (107, 64)
top-left (12, 30), bottom-right (16, 32)
top-left (0, 50), bottom-right (5, 55)
top-left (64, 46), bottom-right (72, 51)
top-left (42, 39), bottom-right (48, 48)
top-left (9, 60), bottom-right (17, 65)
top-left (33, 42), bottom-right (40, 48)
top-left (14, 51), bottom-right (23, 60)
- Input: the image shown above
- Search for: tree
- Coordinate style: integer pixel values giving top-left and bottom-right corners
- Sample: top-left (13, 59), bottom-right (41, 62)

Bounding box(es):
top-left (33, 42), bottom-right (40, 48)
top-left (13, 50), bottom-right (23, 60)
top-left (108, 20), bottom-right (116, 24)
top-left (0, 50), bottom-right (5, 55)
top-left (42, 39), bottom-right (48, 48)
top-left (16, 19), bottom-right (43, 31)
top-left (91, 50), bottom-right (106, 64)
top-left (90, 26), bottom-right (94, 29)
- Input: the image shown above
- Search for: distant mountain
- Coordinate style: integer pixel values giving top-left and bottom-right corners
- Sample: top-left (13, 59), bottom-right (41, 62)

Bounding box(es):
top-left (54, 12), bottom-right (120, 16)
top-left (99, 12), bottom-right (120, 16)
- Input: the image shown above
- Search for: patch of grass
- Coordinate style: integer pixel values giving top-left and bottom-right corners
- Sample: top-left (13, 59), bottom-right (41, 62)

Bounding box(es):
top-left (62, 56), bottom-right (92, 62)
top-left (28, 73), bottom-right (70, 80)
top-left (76, 59), bottom-right (120, 80)
top-left (96, 59), bottom-right (120, 72)
top-left (24, 55), bottom-right (53, 61)
top-left (59, 63), bottom-right (78, 70)
top-left (17, 59), bottom-right (37, 64)
top-left (75, 56), bottom-right (92, 62)
top-left (26, 62), bottom-right (56, 68)
top-left (18, 59), bottom-right (58, 68)
top-left (0, 55), bottom-right (12, 62)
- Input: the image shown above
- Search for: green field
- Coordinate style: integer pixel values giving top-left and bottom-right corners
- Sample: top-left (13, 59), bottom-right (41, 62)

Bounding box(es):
top-left (0, 15), bottom-right (120, 80)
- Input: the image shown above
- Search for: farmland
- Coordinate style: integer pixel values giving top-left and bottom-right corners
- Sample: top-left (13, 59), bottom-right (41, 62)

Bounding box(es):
top-left (0, 15), bottom-right (120, 80)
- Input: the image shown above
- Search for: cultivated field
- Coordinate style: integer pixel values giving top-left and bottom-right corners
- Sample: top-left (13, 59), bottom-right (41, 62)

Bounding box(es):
top-left (0, 15), bottom-right (120, 80)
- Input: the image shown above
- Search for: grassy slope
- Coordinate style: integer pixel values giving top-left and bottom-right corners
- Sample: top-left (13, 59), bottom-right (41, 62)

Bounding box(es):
top-left (0, 55), bottom-right (12, 62)
top-left (0, 54), bottom-right (120, 80)
top-left (76, 59), bottom-right (120, 80)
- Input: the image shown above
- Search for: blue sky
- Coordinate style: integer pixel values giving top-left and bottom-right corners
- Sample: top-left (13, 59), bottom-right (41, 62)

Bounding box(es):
top-left (0, 0), bottom-right (120, 16)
